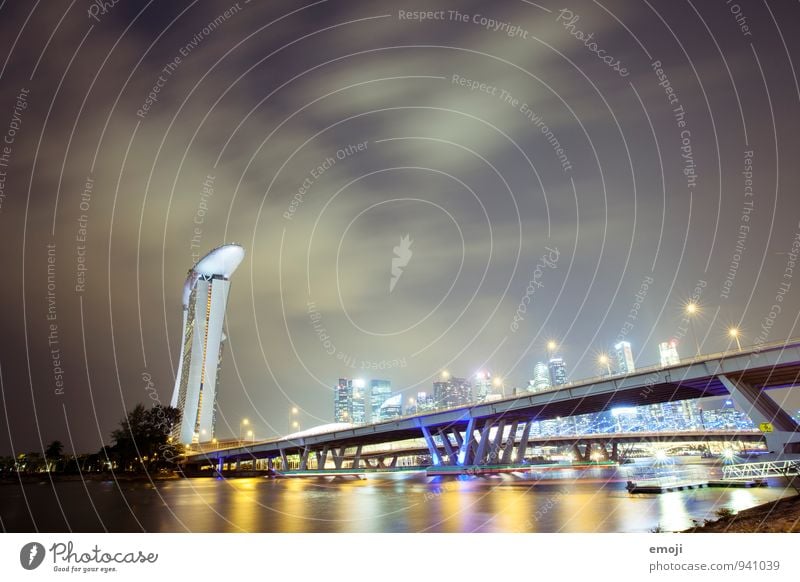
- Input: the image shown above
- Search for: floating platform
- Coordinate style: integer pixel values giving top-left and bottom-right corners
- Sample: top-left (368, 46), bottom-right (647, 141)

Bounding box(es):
top-left (627, 480), bottom-right (709, 493)
top-left (627, 478), bottom-right (769, 493)
top-left (707, 479), bottom-right (768, 488)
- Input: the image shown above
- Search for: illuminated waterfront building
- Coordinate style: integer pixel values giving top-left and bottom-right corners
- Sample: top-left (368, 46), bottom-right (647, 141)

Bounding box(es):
top-left (475, 371), bottom-right (492, 403)
top-left (351, 379), bottom-right (367, 424)
top-left (370, 379), bottom-right (392, 421)
top-left (170, 244), bottom-right (245, 445)
top-left (379, 394), bottom-right (403, 420)
top-left (548, 358), bottom-right (567, 386)
top-left (614, 341), bottom-right (635, 374)
top-left (659, 340), bottom-right (680, 366)
top-left (416, 391), bottom-right (436, 412)
top-left (334, 378), bottom-right (353, 423)
top-left (433, 376), bottom-right (471, 408)
top-left (529, 361), bottom-right (551, 393)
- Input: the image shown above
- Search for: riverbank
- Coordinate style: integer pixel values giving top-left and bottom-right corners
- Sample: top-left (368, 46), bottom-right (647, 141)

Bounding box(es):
top-left (0, 471), bottom-right (181, 484)
top-left (686, 492), bottom-right (800, 532)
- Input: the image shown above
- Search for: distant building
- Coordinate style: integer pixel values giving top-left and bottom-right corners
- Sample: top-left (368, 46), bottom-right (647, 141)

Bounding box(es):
top-left (416, 391), bottom-right (436, 412)
top-left (170, 244), bottom-right (244, 445)
top-left (370, 379), bottom-right (392, 421)
top-left (433, 376), bottom-right (472, 408)
top-left (475, 371), bottom-right (492, 403)
top-left (659, 340), bottom-right (680, 366)
top-left (614, 341), bottom-right (635, 374)
top-left (529, 361), bottom-right (551, 393)
top-left (334, 378), bottom-right (353, 423)
top-left (379, 393), bottom-right (403, 421)
top-left (352, 379), bottom-right (367, 424)
top-left (548, 358), bottom-right (567, 386)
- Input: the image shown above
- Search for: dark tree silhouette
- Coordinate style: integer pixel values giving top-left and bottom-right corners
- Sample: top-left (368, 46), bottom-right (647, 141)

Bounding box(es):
top-left (111, 404), bottom-right (183, 472)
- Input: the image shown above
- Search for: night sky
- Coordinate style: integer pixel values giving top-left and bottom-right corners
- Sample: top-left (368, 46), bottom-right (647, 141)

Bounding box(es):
top-left (1, 0), bottom-right (799, 455)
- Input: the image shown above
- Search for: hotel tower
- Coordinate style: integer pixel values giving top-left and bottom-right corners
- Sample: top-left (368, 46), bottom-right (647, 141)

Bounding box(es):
top-left (170, 244), bottom-right (245, 444)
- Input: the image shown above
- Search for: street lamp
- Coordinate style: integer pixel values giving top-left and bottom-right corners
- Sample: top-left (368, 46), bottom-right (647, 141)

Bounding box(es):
top-left (598, 354), bottom-right (612, 376)
top-left (684, 302), bottom-right (701, 356)
top-left (289, 406), bottom-right (300, 433)
top-left (728, 327), bottom-right (742, 350)
top-left (440, 370), bottom-right (450, 380)
top-left (247, 429), bottom-right (254, 444)
top-left (239, 418), bottom-right (249, 441)
top-left (547, 340), bottom-right (558, 357)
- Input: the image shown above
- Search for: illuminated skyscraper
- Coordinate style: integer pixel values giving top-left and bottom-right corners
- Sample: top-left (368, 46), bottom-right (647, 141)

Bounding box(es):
top-left (548, 357), bottom-right (567, 386)
top-left (659, 340), bottom-right (680, 366)
top-left (416, 391), bottom-right (436, 412)
top-left (614, 341), bottom-right (635, 374)
top-left (352, 379), bottom-right (366, 424)
top-left (529, 361), bottom-right (551, 393)
top-left (433, 376), bottom-right (471, 408)
top-left (170, 244), bottom-right (245, 445)
top-left (334, 378), bottom-right (353, 423)
top-left (379, 393), bottom-right (403, 420)
top-left (475, 371), bottom-right (492, 403)
top-left (370, 379), bottom-right (392, 421)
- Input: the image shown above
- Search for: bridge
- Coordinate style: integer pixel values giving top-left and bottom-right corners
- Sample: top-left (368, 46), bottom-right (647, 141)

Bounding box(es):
top-left (183, 338), bottom-right (800, 473)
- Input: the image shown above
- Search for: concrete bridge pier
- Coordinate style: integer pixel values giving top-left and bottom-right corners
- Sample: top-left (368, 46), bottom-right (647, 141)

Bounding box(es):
top-left (719, 375), bottom-right (800, 456)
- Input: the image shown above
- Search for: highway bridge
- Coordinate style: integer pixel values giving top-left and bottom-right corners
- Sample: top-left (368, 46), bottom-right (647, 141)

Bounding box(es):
top-left (183, 338), bottom-right (800, 472)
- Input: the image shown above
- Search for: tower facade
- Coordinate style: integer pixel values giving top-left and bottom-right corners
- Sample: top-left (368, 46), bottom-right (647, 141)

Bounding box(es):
top-left (614, 341), bottom-right (635, 374)
top-left (548, 357), bottom-right (567, 386)
top-left (170, 244), bottom-right (245, 445)
top-left (529, 361), bottom-right (551, 392)
top-left (370, 379), bottom-right (392, 421)
top-left (659, 340), bottom-right (680, 366)
top-left (334, 378), bottom-right (353, 423)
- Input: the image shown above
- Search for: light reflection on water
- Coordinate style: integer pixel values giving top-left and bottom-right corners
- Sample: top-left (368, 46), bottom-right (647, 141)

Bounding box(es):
top-left (0, 466), bottom-right (791, 533)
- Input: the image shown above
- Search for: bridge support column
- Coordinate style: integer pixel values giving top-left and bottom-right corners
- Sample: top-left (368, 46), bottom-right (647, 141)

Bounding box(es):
top-left (474, 420), bottom-right (493, 466)
top-left (421, 425), bottom-right (442, 466)
top-left (501, 422), bottom-right (520, 464)
top-left (217, 457), bottom-right (224, 473)
top-left (488, 420), bottom-right (506, 465)
top-left (597, 441), bottom-right (610, 461)
top-left (353, 445), bottom-right (362, 469)
top-left (611, 442), bottom-right (619, 462)
top-left (234, 459), bottom-right (240, 471)
top-left (299, 447), bottom-right (310, 471)
top-left (331, 447), bottom-right (345, 469)
top-left (517, 421), bottom-right (532, 463)
top-left (719, 374), bottom-right (800, 455)
top-left (279, 449), bottom-right (288, 471)
top-left (458, 418), bottom-right (476, 465)
top-left (438, 429), bottom-right (458, 465)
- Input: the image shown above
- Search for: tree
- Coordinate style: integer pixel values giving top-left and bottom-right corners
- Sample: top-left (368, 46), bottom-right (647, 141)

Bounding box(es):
top-left (45, 440), bottom-right (64, 472)
top-left (110, 404), bottom-right (183, 472)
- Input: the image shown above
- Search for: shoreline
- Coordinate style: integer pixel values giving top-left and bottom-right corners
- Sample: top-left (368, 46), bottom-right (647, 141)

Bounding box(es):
top-left (684, 492), bottom-right (800, 532)
top-left (0, 472), bottom-right (182, 484)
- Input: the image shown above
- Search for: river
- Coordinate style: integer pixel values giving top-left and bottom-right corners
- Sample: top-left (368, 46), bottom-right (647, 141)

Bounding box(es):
top-left (0, 464), bottom-right (791, 533)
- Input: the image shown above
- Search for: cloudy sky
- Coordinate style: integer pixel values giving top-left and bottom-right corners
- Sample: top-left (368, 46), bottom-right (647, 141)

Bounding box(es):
top-left (1, 0), bottom-right (799, 453)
